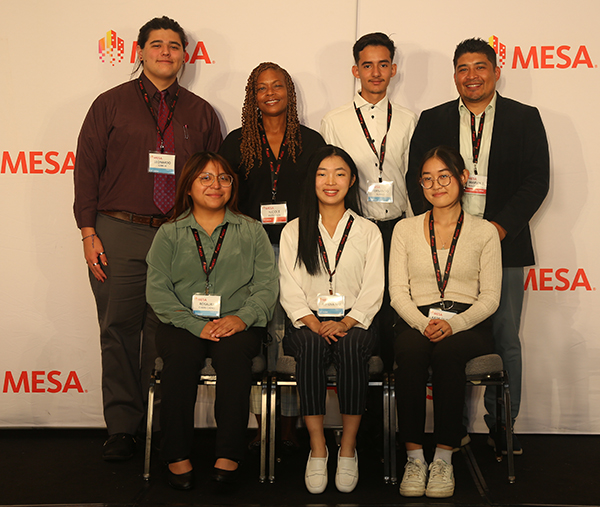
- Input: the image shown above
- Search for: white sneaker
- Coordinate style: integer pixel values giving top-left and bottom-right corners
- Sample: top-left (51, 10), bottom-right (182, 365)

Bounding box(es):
top-left (335, 448), bottom-right (358, 493)
top-left (399, 457), bottom-right (427, 497)
top-left (305, 449), bottom-right (328, 494)
top-left (426, 459), bottom-right (455, 498)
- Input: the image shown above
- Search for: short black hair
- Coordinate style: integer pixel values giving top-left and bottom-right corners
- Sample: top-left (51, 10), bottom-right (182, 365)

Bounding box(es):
top-left (453, 38), bottom-right (497, 69)
top-left (353, 32), bottom-right (396, 64)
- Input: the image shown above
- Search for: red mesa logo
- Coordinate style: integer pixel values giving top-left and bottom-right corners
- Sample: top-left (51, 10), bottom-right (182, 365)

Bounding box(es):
top-left (489, 35), bottom-right (594, 70)
top-left (99, 30), bottom-right (125, 66)
top-left (489, 36), bottom-right (506, 68)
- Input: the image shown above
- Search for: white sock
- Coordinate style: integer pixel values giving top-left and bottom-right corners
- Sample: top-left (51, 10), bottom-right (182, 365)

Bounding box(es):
top-left (407, 449), bottom-right (426, 463)
top-left (433, 447), bottom-right (452, 464)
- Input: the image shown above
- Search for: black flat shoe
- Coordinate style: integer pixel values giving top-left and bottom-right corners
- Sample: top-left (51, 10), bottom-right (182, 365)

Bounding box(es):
top-left (102, 433), bottom-right (136, 461)
top-left (166, 463), bottom-right (194, 490)
top-left (211, 465), bottom-right (239, 484)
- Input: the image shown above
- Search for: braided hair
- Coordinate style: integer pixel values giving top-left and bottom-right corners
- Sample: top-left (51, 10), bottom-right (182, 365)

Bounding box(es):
top-left (240, 62), bottom-right (302, 178)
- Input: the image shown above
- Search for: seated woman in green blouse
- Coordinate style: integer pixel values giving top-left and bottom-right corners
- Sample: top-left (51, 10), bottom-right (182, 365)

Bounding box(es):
top-left (146, 152), bottom-right (278, 490)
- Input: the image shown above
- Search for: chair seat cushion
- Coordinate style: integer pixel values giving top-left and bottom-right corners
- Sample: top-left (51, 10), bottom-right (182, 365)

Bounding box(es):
top-left (465, 354), bottom-right (503, 376)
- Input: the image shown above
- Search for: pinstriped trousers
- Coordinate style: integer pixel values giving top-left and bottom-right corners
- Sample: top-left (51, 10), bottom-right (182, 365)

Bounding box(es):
top-left (284, 324), bottom-right (377, 416)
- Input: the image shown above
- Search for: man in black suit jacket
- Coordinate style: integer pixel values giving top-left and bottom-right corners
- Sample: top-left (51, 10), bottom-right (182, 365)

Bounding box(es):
top-left (406, 38), bottom-right (549, 454)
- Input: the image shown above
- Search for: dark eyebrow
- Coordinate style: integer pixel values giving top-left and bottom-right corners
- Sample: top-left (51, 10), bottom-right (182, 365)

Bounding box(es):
top-left (361, 59), bottom-right (390, 66)
top-left (457, 60), bottom-right (488, 69)
top-left (149, 39), bottom-right (181, 46)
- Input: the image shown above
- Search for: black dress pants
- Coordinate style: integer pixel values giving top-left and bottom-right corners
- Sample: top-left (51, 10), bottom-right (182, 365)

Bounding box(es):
top-left (156, 322), bottom-right (262, 462)
top-left (394, 318), bottom-right (493, 448)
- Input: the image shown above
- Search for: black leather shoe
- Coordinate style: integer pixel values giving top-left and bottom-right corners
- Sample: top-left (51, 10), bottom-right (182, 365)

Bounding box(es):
top-left (211, 465), bottom-right (240, 484)
top-left (102, 433), bottom-right (136, 461)
top-left (167, 468), bottom-right (194, 490)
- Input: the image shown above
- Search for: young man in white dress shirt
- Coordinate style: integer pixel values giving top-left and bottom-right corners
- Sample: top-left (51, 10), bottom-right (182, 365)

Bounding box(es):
top-left (320, 32), bottom-right (417, 365)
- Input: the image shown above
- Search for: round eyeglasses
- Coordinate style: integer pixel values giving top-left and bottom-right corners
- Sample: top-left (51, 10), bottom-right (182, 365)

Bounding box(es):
top-left (197, 172), bottom-right (234, 187)
top-left (420, 174), bottom-right (452, 189)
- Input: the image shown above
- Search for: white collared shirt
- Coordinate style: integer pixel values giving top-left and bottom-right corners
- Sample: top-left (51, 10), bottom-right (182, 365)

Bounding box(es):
top-left (321, 92), bottom-right (417, 220)
top-left (459, 93), bottom-right (497, 218)
top-left (278, 209), bottom-right (384, 329)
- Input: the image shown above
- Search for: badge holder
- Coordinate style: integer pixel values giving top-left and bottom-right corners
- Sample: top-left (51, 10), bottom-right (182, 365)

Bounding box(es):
top-left (192, 293), bottom-right (221, 318)
top-left (427, 306), bottom-right (457, 321)
top-left (317, 293), bottom-right (345, 317)
top-left (260, 201), bottom-right (288, 224)
top-left (148, 151), bottom-right (176, 175)
top-left (367, 180), bottom-right (394, 203)
top-left (464, 174), bottom-right (487, 195)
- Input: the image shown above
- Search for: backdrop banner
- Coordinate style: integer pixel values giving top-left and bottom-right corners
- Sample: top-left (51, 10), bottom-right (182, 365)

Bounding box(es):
top-left (1, 0), bottom-right (598, 434)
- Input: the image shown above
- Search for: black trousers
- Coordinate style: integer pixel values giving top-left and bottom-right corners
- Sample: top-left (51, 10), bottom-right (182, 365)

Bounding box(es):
top-left (284, 324), bottom-right (377, 416)
top-left (156, 323), bottom-right (262, 462)
top-left (393, 318), bottom-right (493, 448)
top-left (376, 216), bottom-right (403, 370)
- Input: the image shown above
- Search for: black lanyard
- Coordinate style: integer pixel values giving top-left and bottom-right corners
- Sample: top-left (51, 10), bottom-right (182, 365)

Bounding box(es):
top-left (354, 101), bottom-right (392, 182)
top-left (259, 123), bottom-right (287, 202)
top-left (317, 216), bottom-right (354, 294)
top-left (138, 78), bottom-right (180, 153)
top-left (428, 210), bottom-right (464, 301)
top-left (191, 224), bottom-right (228, 294)
top-left (470, 111), bottom-right (485, 174)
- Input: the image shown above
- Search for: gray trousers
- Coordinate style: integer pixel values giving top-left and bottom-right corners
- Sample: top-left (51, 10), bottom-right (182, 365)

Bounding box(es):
top-left (89, 213), bottom-right (160, 435)
top-left (484, 267), bottom-right (524, 428)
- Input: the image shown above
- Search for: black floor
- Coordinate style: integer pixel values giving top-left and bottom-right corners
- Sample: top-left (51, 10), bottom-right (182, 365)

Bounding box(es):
top-left (1, 428), bottom-right (599, 507)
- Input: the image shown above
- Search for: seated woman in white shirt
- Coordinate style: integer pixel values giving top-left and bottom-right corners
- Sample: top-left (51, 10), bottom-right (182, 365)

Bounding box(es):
top-left (279, 145), bottom-right (384, 494)
top-left (389, 146), bottom-right (502, 499)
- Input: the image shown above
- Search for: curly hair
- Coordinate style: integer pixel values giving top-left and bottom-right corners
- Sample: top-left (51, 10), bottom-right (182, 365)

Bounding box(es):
top-left (240, 62), bottom-right (302, 178)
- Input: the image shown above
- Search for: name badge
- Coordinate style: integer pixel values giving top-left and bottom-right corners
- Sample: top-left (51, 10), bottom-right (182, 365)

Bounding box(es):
top-left (148, 151), bottom-right (176, 175)
top-left (464, 174), bottom-right (487, 195)
top-left (192, 293), bottom-right (221, 318)
top-left (428, 307), bottom-right (457, 321)
top-left (260, 202), bottom-right (288, 224)
top-left (317, 293), bottom-right (345, 317)
top-left (367, 180), bottom-right (394, 202)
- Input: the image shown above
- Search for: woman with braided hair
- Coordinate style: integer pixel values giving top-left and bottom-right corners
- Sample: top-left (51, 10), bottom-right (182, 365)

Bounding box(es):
top-left (220, 62), bottom-right (325, 245)
top-left (220, 62), bottom-right (325, 450)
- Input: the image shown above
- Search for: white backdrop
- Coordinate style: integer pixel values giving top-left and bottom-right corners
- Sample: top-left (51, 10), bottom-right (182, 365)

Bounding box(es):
top-left (1, 0), bottom-right (598, 434)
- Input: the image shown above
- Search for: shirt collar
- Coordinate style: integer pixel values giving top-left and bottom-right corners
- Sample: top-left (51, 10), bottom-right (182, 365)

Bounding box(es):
top-left (175, 207), bottom-right (242, 230)
top-left (139, 72), bottom-right (180, 101)
top-left (458, 91), bottom-right (497, 116)
top-left (354, 90), bottom-right (389, 112)
top-left (317, 208), bottom-right (354, 233)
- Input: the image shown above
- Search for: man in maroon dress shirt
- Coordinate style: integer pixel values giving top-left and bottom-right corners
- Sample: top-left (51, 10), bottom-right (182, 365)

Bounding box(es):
top-left (74, 16), bottom-right (222, 460)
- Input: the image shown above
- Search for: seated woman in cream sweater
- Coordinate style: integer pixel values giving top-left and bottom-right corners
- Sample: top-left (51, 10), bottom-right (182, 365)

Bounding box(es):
top-left (389, 145), bottom-right (501, 499)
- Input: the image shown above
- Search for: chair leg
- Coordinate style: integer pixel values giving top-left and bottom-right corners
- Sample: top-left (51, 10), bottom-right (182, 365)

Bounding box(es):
top-left (259, 373), bottom-right (268, 483)
top-left (383, 373), bottom-right (390, 484)
top-left (494, 383), bottom-right (503, 463)
top-left (268, 374), bottom-right (277, 483)
top-left (503, 379), bottom-right (516, 483)
top-left (389, 372), bottom-right (397, 484)
top-left (143, 383), bottom-right (155, 480)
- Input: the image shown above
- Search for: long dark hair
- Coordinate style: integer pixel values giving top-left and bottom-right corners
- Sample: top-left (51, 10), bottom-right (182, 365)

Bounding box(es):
top-left (296, 145), bottom-right (362, 275)
top-left (172, 152), bottom-right (240, 220)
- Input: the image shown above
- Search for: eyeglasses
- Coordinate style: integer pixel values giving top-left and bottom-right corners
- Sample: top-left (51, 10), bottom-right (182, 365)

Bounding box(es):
top-left (420, 174), bottom-right (453, 189)
top-left (197, 173), bottom-right (234, 187)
